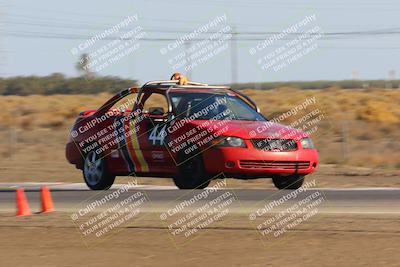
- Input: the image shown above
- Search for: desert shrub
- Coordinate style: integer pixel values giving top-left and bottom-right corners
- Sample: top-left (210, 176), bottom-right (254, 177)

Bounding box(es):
top-left (356, 100), bottom-right (399, 123)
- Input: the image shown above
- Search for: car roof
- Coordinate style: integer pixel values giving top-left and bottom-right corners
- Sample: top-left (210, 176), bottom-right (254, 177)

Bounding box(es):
top-left (139, 80), bottom-right (232, 95)
top-left (122, 78), bottom-right (260, 114)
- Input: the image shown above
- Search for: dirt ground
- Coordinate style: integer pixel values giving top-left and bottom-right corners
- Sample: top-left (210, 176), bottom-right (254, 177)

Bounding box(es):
top-left (1, 159), bottom-right (399, 188)
top-left (0, 212), bottom-right (399, 267)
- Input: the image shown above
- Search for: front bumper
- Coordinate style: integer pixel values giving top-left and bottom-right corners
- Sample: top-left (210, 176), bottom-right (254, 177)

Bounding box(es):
top-left (202, 143), bottom-right (318, 177)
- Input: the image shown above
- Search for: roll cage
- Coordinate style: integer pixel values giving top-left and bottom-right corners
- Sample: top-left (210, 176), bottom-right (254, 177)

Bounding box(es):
top-left (95, 79), bottom-right (261, 117)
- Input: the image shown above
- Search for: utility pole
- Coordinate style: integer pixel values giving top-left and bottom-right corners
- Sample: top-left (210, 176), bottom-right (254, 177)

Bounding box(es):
top-left (231, 26), bottom-right (238, 86)
top-left (185, 41), bottom-right (192, 80)
top-left (351, 70), bottom-right (359, 80)
top-left (0, 7), bottom-right (6, 77)
top-left (388, 70), bottom-right (396, 80)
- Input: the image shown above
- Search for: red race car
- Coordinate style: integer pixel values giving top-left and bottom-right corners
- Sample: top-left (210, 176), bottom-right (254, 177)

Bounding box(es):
top-left (66, 74), bottom-right (318, 190)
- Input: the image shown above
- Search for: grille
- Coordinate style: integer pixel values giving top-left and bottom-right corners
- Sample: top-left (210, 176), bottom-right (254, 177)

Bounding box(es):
top-left (239, 160), bottom-right (310, 170)
top-left (251, 139), bottom-right (297, 151)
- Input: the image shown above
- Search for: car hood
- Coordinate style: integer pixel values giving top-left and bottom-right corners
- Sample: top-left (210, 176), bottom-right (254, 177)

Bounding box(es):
top-left (190, 120), bottom-right (308, 140)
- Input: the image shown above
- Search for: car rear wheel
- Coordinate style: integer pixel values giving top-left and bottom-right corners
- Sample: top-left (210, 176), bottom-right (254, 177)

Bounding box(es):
top-left (272, 174), bottom-right (304, 190)
top-left (173, 153), bottom-right (210, 189)
top-left (83, 151), bottom-right (115, 190)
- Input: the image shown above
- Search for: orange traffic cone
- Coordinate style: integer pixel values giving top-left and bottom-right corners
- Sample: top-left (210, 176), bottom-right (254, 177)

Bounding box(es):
top-left (16, 188), bottom-right (31, 216)
top-left (40, 186), bottom-right (54, 213)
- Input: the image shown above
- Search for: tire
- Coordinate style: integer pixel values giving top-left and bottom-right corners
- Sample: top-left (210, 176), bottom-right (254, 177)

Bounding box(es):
top-left (83, 151), bottom-right (115, 190)
top-left (272, 174), bottom-right (304, 190)
top-left (173, 153), bottom-right (210, 189)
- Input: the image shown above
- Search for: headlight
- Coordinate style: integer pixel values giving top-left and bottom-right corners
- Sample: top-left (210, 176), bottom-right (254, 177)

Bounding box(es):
top-left (211, 137), bottom-right (246, 148)
top-left (226, 137), bottom-right (245, 147)
top-left (300, 138), bottom-right (314, 149)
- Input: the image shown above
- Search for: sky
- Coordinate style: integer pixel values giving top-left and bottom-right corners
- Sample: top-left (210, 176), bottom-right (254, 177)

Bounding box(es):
top-left (1, 0), bottom-right (400, 84)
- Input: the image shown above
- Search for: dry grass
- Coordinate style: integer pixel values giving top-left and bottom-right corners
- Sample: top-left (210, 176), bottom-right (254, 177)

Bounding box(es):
top-left (243, 87), bottom-right (400, 123)
top-left (1, 87), bottom-right (399, 128)
top-left (0, 87), bottom-right (399, 183)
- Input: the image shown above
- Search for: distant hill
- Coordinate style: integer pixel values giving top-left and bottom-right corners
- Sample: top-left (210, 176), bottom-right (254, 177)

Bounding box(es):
top-left (0, 73), bottom-right (399, 95)
top-left (230, 80), bottom-right (400, 91)
top-left (0, 73), bottom-right (137, 95)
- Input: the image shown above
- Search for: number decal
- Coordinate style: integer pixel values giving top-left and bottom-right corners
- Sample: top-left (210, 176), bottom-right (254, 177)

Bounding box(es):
top-left (148, 124), bottom-right (167, 145)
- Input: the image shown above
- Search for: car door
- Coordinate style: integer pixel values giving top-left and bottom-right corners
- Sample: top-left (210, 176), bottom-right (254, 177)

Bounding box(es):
top-left (124, 91), bottom-right (176, 174)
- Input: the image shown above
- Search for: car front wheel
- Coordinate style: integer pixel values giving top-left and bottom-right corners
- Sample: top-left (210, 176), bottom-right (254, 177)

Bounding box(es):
top-left (272, 174), bottom-right (304, 190)
top-left (83, 151), bottom-right (115, 190)
top-left (173, 153), bottom-right (210, 189)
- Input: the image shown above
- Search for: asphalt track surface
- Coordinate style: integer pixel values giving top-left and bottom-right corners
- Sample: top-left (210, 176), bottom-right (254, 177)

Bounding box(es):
top-left (1, 183), bottom-right (399, 214)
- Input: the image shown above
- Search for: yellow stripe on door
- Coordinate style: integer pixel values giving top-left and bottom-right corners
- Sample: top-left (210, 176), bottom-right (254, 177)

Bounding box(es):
top-left (130, 120), bottom-right (149, 172)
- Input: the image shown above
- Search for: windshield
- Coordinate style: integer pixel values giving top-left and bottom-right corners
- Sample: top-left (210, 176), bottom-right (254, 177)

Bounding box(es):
top-left (170, 92), bottom-right (266, 121)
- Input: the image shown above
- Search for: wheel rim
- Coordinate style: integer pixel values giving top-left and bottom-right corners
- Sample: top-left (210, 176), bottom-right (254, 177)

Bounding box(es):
top-left (84, 151), bottom-right (104, 186)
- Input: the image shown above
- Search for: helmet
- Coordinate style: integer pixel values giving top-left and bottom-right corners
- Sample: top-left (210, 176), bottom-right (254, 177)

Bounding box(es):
top-left (170, 73), bottom-right (188, 85)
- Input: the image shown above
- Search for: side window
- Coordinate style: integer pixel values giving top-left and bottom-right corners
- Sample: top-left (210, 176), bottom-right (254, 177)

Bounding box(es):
top-left (143, 93), bottom-right (169, 116)
top-left (110, 94), bottom-right (137, 113)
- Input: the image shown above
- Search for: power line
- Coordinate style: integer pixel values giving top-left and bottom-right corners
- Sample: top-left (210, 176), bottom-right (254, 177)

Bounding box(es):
top-left (6, 9), bottom-right (400, 32)
top-left (6, 19), bottom-right (400, 37)
top-left (4, 27), bottom-right (400, 43)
